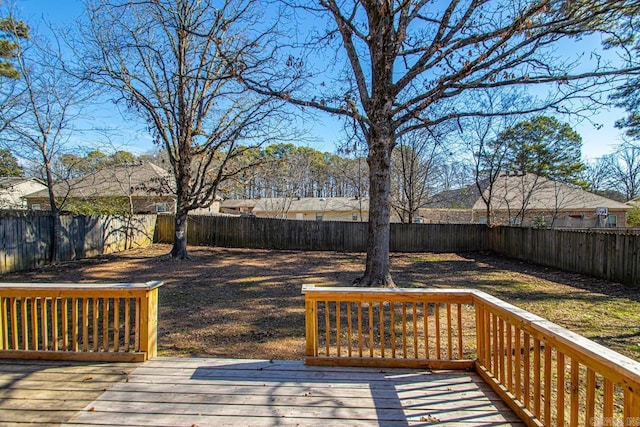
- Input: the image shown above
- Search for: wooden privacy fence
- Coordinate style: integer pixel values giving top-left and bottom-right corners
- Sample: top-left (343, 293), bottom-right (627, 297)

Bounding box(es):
top-left (155, 214), bottom-right (488, 253)
top-left (302, 285), bottom-right (640, 427)
top-left (489, 227), bottom-right (640, 287)
top-left (0, 214), bottom-right (157, 274)
top-left (0, 281), bottom-right (162, 362)
top-left (157, 215), bottom-right (640, 286)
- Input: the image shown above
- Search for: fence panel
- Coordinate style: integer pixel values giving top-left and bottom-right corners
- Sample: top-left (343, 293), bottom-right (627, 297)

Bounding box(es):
top-left (0, 214), bottom-right (157, 274)
top-left (156, 215), bottom-right (489, 253)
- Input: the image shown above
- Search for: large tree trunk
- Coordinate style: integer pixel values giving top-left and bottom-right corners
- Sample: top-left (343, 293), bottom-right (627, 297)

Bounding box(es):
top-left (170, 208), bottom-right (189, 259)
top-left (357, 139), bottom-right (395, 288)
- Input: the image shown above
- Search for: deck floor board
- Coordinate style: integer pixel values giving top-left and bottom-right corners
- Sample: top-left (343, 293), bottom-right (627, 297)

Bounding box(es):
top-left (0, 357), bottom-right (525, 426)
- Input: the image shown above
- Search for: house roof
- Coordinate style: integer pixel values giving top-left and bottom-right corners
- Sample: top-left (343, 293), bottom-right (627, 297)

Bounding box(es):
top-left (424, 183), bottom-right (481, 209)
top-left (471, 173), bottom-right (631, 212)
top-left (222, 197), bottom-right (369, 213)
top-left (27, 162), bottom-right (174, 199)
top-left (0, 177), bottom-right (45, 188)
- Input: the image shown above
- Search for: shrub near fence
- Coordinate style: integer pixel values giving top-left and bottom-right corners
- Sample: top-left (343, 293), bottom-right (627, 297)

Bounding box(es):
top-left (155, 214), bottom-right (489, 253)
top-left (0, 214), bottom-right (157, 274)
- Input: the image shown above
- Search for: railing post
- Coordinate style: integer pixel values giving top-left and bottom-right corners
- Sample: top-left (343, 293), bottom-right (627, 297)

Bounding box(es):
top-left (305, 298), bottom-right (317, 358)
top-left (139, 287), bottom-right (159, 360)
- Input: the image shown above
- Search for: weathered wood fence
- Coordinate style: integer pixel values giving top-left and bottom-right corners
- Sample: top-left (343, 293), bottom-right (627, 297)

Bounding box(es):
top-left (489, 227), bottom-right (640, 287)
top-left (0, 214), bottom-right (157, 274)
top-left (155, 214), bottom-right (489, 253)
top-left (157, 215), bottom-right (640, 286)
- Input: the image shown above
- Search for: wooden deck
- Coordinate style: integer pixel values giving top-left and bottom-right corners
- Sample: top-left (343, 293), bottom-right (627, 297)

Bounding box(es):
top-left (0, 357), bottom-right (524, 427)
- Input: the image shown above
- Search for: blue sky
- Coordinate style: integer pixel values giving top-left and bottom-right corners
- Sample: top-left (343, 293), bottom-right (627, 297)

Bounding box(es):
top-left (20, 0), bottom-right (629, 161)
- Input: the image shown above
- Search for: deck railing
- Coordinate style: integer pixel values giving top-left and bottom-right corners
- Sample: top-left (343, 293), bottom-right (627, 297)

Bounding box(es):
top-left (302, 285), bottom-right (640, 427)
top-left (0, 281), bottom-right (162, 362)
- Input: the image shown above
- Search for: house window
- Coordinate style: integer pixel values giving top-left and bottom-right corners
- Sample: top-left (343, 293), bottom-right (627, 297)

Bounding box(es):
top-left (31, 204), bottom-right (41, 211)
top-left (608, 215), bottom-right (617, 227)
top-left (352, 213), bottom-right (358, 221)
top-left (316, 213), bottom-right (323, 221)
top-left (296, 213), bottom-right (304, 220)
top-left (478, 217), bottom-right (487, 224)
top-left (510, 217), bottom-right (521, 226)
top-left (156, 203), bottom-right (167, 213)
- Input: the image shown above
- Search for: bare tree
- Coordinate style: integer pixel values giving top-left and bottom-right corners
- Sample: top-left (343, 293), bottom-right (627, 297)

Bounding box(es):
top-left (244, 0), bottom-right (636, 286)
top-left (391, 131), bottom-right (446, 223)
top-left (80, 0), bottom-right (288, 258)
top-left (0, 23), bottom-right (91, 262)
top-left (603, 140), bottom-right (640, 201)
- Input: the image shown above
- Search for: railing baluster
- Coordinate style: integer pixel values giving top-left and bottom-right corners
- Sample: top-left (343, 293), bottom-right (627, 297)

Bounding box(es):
top-left (446, 303), bottom-right (452, 360)
top-left (623, 389), bottom-right (640, 423)
top-left (368, 301), bottom-right (373, 357)
top-left (324, 300), bottom-right (330, 356)
top-left (135, 297), bottom-right (140, 351)
top-left (586, 368), bottom-right (596, 426)
top-left (113, 298), bottom-right (120, 352)
top-left (357, 301), bottom-right (363, 357)
top-left (336, 301), bottom-right (341, 357)
top-left (603, 378), bottom-right (613, 420)
top-left (412, 303), bottom-right (418, 358)
top-left (514, 327), bottom-right (522, 401)
top-left (10, 298), bottom-right (18, 349)
top-left (544, 345), bottom-right (552, 425)
top-left (93, 298), bottom-right (99, 352)
top-left (390, 301), bottom-right (395, 358)
top-left (506, 323), bottom-right (513, 391)
top-left (402, 302), bottom-right (407, 359)
top-left (457, 303), bottom-right (463, 360)
top-left (492, 314), bottom-right (498, 374)
top-left (424, 301), bottom-right (429, 359)
top-left (72, 298), bottom-right (78, 351)
top-left (347, 301), bottom-right (352, 357)
top-left (51, 298), bottom-right (58, 351)
top-left (379, 301), bottom-right (384, 358)
top-left (523, 332), bottom-right (531, 410)
top-left (124, 298), bottom-right (131, 352)
top-left (103, 298), bottom-right (109, 351)
top-left (533, 339), bottom-right (541, 418)
top-left (20, 298), bottom-right (28, 350)
top-left (82, 298), bottom-right (89, 352)
top-left (40, 297), bottom-right (48, 350)
top-left (570, 359), bottom-right (579, 427)
top-left (435, 303), bottom-right (441, 359)
top-left (0, 297), bottom-right (6, 350)
top-left (61, 298), bottom-right (68, 351)
top-left (557, 351), bottom-right (565, 426)
top-left (498, 317), bottom-right (505, 384)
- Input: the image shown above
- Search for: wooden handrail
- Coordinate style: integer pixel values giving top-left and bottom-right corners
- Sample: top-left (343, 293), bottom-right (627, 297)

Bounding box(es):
top-left (0, 281), bottom-right (163, 362)
top-left (302, 285), bottom-right (640, 426)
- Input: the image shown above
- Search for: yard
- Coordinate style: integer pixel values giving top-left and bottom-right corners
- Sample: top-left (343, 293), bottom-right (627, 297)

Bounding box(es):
top-left (4, 244), bottom-right (640, 362)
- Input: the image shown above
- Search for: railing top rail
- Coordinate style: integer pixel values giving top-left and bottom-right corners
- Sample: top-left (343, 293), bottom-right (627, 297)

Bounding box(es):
top-left (301, 284), bottom-right (474, 297)
top-left (0, 280), bottom-right (164, 292)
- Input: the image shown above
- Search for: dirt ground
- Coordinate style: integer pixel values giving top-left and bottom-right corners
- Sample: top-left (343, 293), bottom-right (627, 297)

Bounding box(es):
top-left (3, 244), bottom-right (640, 361)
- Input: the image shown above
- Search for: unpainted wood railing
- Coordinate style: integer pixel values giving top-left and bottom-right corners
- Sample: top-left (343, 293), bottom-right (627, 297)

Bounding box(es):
top-left (302, 285), bottom-right (640, 427)
top-left (0, 281), bottom-right (162, 362)
top-left (302, 285), bottom-right (478, 369)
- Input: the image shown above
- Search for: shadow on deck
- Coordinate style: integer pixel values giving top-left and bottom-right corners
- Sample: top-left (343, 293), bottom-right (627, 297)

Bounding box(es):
top-left (0, 357), bottom-right (523, 426)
